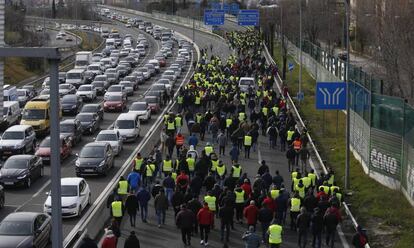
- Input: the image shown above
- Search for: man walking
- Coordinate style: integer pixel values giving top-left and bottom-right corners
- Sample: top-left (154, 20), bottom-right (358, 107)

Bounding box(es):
top-left (154, 190), bottom-right (169, 228)
top-left (197, 202), bottom-right (214, 246)
top-left (176, 204), bottom-right (196, 246)
top-left (124, 191), bottom-right (139, 227)
top-left (242, 226), bottom-right (261, 248)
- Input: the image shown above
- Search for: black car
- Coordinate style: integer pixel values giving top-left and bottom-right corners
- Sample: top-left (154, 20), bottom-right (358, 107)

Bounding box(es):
top-left (75, 113), bottom-right (100, 134)
top-left (0, 185), bottom-right (4, 209)
top-left (0, 212), bottom-right (51, 248)
top-left (61, 94), bottom-right (83, 115)
top-left (59, 72), bottom-right (66, 84)
top-left (75, 142), bottom-right (114, 176)
top-left (0, 155), bottom-right (43, 188)
top-left (80, 104), bottom-right (104, 121)
top-left (91, 81), bottom-right (106, 96)
top-left (146, 90), bottom-right (165, 107)
top-left (60, 119), bottom-right (83, 146)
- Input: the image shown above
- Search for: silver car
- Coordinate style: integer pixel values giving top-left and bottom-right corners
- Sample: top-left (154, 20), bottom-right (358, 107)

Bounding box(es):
top-left (95, 130), bottom-right (123, 156)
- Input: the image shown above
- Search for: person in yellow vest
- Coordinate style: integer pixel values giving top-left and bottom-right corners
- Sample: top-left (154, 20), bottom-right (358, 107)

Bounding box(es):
top-left (175, 114), bottom-right (183, 134)
top-left (196, 112), bottom-right (203, 124)
top-left (194, 94), bottom-right (201, 110)
top-left (215, 160), bottom-right (227, 187)
top-left (186, 154), bottom-right (195, 178)
top-left (144, 159), bottom-right (156, 187)
top-left (133, 153), bottom-right (144, 172)
top-left (320, 183), bottom-right (330, 195)
top-left (203, 191), bottom-right (217, 214)
top-left (331, 188), bottom-right (343, 206)
top-left (267, 219), bottom-right (283, 248)
top-left (244, 134), bottom-right (252, 159)
top-left (270, 185), bottom-right (280, 200)
top-left (166, 116), bottom-right (176, 136)
top-left (204, 142), bottom-right (214, 157)
top-left (289, 192), bottom-right (301, 231)
top-left (302, 174), bottom-right (311, 190)
top-left (210, 154), bottom-right (219, 174)
top-left (162, 155), bottom-right (173, 177)
top-left (308, 169), bottom-right (317, 189)
top-left (294, 179), bottom-right (306, 199)
top-left (238, 112), bottom-right (246, 122)
top-left (177, 93), bottom-right (184, 112)
top-left (117, 176), bottom-right (129, 201)
top-left (262, 106), bottom-right (269, 117)
top-left (327, 170), bottom-right (335, 186)
top-left (231, 162), bottom-right (242, 180)
top-left (111, 197), bottom-right (124, 225)
top-left (286, 127), bottom-right (295, 145)
top-left (291, 170), bottom-right (301, 192)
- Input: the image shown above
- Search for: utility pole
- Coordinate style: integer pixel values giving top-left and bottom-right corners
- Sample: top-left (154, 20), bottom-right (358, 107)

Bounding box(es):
top-left (0, 0), bottom-right (4, 115)
top-left (344, 0), bottom-right (351, 190)
top-left (299, 0), bottom-right (303, 101)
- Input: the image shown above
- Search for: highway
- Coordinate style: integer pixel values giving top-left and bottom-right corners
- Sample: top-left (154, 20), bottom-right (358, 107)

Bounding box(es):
top-left (0, 16), bottom-right (196, 240)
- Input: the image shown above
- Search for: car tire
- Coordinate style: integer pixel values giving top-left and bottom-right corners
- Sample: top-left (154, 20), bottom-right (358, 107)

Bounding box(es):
top-left (0, 195), bottom-right (4, 209)
top-left (88, 193), bottom-right (92, 205)
top-left (77, 206), bottom-right (82, 217)
top-left (25, 177), bottom-right (31, 188)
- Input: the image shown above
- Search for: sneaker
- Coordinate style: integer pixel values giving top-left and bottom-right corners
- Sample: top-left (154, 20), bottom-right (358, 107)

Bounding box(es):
top-left (200, 240), bottom-right (204, 245)
top-left (204, 242), bottom-right (209, 246)
top-left (158, 224), bottom-right (161, 228)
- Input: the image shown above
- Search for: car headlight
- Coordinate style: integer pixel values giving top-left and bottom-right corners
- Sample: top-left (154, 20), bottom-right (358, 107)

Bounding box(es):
top-left (14, 143), bottom-right (24, 149)
top-left (72, 105), bottom-right (77, 109)
top-left (67, 203), bottom-right (77, 209)
top-left (98, 160), bottom-right (105, 167)
top-left (17, 174), bottom-right (27, 180)
top-left (75, 160), bottom-right (80, 167)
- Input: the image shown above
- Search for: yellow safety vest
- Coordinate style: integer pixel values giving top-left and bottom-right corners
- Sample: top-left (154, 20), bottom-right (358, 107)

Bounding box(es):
top-left (177, 96), bottom-right (183, 104)
top-left (336, 193), bottom-right (342, 202)
top-left (172, 172), bottom-right (177, 180)
top-left (287, 130), bottom-right (295, 141)
top-left (118, 180), bottom-right (128, 195)
top-left (262, 107), bottom-right (268, 116)
top-left (244, 135), bottom-right (252, 146)
top-left (295, 184), bottom-right (305, 198)
top-left (321, 186), bottom-right (330, 194)
top-left (272, 106), bottom-right (279, 115)
top-left (204, 195), bottom-right (216, 211)
top-left (268, 224), bottom-right (282, 244)
top-left (232, 165), bottom-right (241, 178)
top-left (226, 119), bottom-right (232, 128)
top-left (163, 160), bottom-right (172, 172)
top-left (186, 157), bottom-right (195, 171)
top-left (271, 189), bottom-right (280, 199)
top-left (195, 96), bottom-right (201, 105)
top-left (134, 158), bottom-right (143, 171)
top-left (175, 117), bottom-right (182, 127)
top-left (216, 165), bottom-right (226, 176)
top-left (211, 160), bottom-right (219, 172)
top-left (328, 175), bottom-right (335, 185)
top-left (293, 178), bottom-right (299, 189)
top-left (330, 186), bottom-right (340, 194)
top-left (291, 171), bottom-right (298, 180)
top-left (146, 163), bottom-right (155, 177)
top-left (111, 201), bottom-right (122, 217)
top-left (290, 198), bottom-right (301, 212)
top-left (235, 190), bottom-right (245, 203)
top-left (163, 114), bottom-right (169, 124)
top-left (308, 173), bottom-right (316, 186)
top-left (238, 112), bottom-right (245, 122)
top-left (167, 121), bottom-right (175, 130)
top-left (196, 114), bottom-right (202, 123)
top-left (302, 176), bottom-right (311, 188)
top-left (205, 146), bottom-right (213, 156)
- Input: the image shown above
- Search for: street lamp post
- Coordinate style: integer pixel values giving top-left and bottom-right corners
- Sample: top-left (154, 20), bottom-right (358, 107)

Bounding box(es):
top-left (345, 0), bottom-right (351, 190)
top-left (299, 0), bottom-right (303, 101)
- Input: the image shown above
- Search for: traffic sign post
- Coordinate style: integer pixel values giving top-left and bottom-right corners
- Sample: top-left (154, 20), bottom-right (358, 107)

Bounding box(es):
top-left (297, 91), bottom-right (304, 101)
top-left (237, 9), bottom-right (259, 26)
top-left (288, 62), bottom-right (294, 72)
top-left (230, 3), bottom-right (239, 15)
top-left (316, 82), bottom-right (347, 110)
top-left (204, 9), bottom-right (225, 26)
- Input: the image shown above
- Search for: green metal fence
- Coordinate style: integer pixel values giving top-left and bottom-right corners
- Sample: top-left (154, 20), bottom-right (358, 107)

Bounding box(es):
top-left (292, 38), bottom-right (414, 204)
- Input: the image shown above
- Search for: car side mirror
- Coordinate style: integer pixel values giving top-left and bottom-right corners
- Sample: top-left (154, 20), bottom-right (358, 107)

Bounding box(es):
top-left (75, 153), bottom-right (79, 157)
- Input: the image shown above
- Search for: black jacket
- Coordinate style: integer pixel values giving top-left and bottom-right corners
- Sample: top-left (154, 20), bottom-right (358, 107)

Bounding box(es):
top-left (124, 194), bottom-right (139, 214)
top-left (219, 205), bottom-right (234, 224)
top-left (258, 207), bottom-right (273, 224)
top-left (176, 209), bottom-right (196, 229)
top-left (79, 237), bottom-right (97, 248)
top-left (124, 234), bottom-right (140, 248)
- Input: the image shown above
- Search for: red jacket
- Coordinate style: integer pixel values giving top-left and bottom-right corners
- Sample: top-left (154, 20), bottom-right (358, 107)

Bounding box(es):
top-left (197, 206), bottom-right (214, 226)
top-left (243, 204), bottom-right (259, 225)
top-left (176, 173), bottom-right (190, 189)
top-left (101, 235), bottom-right (117, 248)
top-left (241, 182), bottom-right (252, 198)
top-left (326, 206), bottom-right (342, 222)
top-left (316, 191), bottom-right (327, 201)
top-left (262, 196), bottom-right (276, 213)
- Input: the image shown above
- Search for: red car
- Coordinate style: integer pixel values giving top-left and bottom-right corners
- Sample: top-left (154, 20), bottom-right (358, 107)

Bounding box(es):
top-left (155, 56), bottom-right (166, 67)
top-left (35, 135), bottom-right (72, 163)
top-left (145, 96), bottom-right (161, 113)
top-left (104, 93), bottom-right (127, 112)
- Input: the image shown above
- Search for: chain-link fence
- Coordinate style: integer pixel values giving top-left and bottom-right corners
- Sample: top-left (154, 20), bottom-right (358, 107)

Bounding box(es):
top-left (287, 37), bottom-right (414, 205)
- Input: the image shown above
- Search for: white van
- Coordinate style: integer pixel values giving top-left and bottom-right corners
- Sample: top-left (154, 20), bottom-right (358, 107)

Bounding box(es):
top-left (113, 113), bottom-right (141, 143)
top-left (2, 101), bottom-right (21, 128)
top-left (238, 77), bottom-right (255, 92)
top-left (66, 69), bottom-right (86, 88)
top-left (3, 85), bottom-right (18, 102)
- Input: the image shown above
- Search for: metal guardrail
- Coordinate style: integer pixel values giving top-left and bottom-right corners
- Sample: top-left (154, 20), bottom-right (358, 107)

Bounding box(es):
top-left (262, 44), bottom-right (370, 248)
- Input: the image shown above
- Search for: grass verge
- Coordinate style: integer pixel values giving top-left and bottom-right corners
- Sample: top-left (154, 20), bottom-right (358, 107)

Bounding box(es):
top-left (4, 57), bottom-right (39, 85)
top-left (272, 41), bottom-right (414, 248)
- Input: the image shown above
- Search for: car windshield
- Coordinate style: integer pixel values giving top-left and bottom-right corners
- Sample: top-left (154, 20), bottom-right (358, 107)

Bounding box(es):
top-left (62, 97), bottom-right (76, 104)
top-left (79, 86), bottom-right (92, 91)
top-left (2, 131), bottom-right (24, 140)
top-left (22, 109), bottom-right (46, 120)
top-left (106, 73), bottom-right (115, 78)
top-left (3, 159), bottom-right (28, 169)
top-left (146, 97), bottom-right (157, 104)
top-left (95, 76), bottom-right (106, 82)
top-left (0, 221), bottom-right (32, 236)
top-left (138, 68), bottom-right (147, 72)
top-left (67, 73), bottom-right (81, 79)
top-left (96, 133), bottom-right (118, 141)
top-left (152, 85), bottom-right (164, 91)
top-left (107, 95), bottom-right (122, 101)
top-left (60, 124), bottom-right (74, 133)
top-left (115, 120), bottom-right (135, 129)
top-left (2, 108), bottom-right (8, 116)
top-left (130, 103), bottom-right (146, 111)
top-left (164, 71), bottom-right (174, 76)
top-left (39, 138), bottom-right (51, 147)
top-left (77, 114), bottom-right (94, 122)
top-left (108, 87), bottom-right (121, 92)
top-left (59, 85), bottom-right (71, 89)
top-left (92, 82), bottom-right (104, 87)
top-left (61, 185), bottom-right (78, 197)
top-left (240, 80), bottom-right (253, 86)
top-left (81, 106), bottom-right (97, 113)
top-left (88, 66), bottom-right (100, 71)
top-left (80, 146), bottom-right (104, 158)
top-left (17, 90), bottom-right (26, 96)
top-left (120, 83), bottom-right (133, 88)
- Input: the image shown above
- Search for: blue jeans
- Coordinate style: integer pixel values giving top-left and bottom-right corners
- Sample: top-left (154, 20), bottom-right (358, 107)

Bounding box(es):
top-left (261, 222), bottom-right (270, 242)
top-left (165, 188), bottom-right (174, 206)
top-left (140, 203), bottom-right (148, 221)
top-left (156, 209), bottom-right (166, 225)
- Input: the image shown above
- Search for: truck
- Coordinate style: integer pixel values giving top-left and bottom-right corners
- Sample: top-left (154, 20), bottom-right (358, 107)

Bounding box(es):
top-left (75, 51), bottom-right (93, 69)
top-left (3, 85), bottom-right (18, 102)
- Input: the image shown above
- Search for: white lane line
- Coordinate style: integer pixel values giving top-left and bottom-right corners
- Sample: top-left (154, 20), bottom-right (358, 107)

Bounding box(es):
top-left (14, 179), bottom-right (51, 212)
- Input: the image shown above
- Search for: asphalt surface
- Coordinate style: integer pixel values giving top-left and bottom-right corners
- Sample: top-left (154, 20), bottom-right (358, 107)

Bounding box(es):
top-left (0, 18), bottom-right (196, 239)
top-left (46, 29), bottom-right (80, 48)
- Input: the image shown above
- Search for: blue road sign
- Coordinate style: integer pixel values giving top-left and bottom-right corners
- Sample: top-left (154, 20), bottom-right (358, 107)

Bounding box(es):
top-left (238, 9), bottom-right (259, 26)
top-left (204, 9), bottom-right (225, 26)
top-left (230, 3), bottom-right (239, 15)
top-left (316, 82), bottom-right (347, 110)
top-left (210, 2), bottom-right (221, 9)
top-left (288, 62), bottom-right (294, 72)
top-left (297, 91), bottom-right (304, 101)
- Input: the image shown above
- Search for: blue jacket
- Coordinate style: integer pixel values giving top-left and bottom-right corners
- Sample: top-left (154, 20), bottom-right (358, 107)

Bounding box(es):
top-left (127, 171), bottom-right (141, 190)
top-left (242, 231), bottom-right (261, 248)
top-left (188, 135), bottom-right (198, 147)
top-left (136, 188), bottom-right (151, 205)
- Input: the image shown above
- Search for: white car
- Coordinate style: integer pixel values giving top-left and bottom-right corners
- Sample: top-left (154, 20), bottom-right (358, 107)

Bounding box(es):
top-left (44, 177), bottom-right (91, 218)
top-left (119, 81), bottom-right (134, 96)
top-left (163, 70), bottom-right (177, 83)
top-left (113, 113), bottom-right (140, 142)
top-left (129, 101), bottom-right (151, 122)
top-left (125, 23), bottom-right (132, 28)
top-left (76, 85), bottom-right (97, 101)
top-left (95, 130), bottom-right (123, 156)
